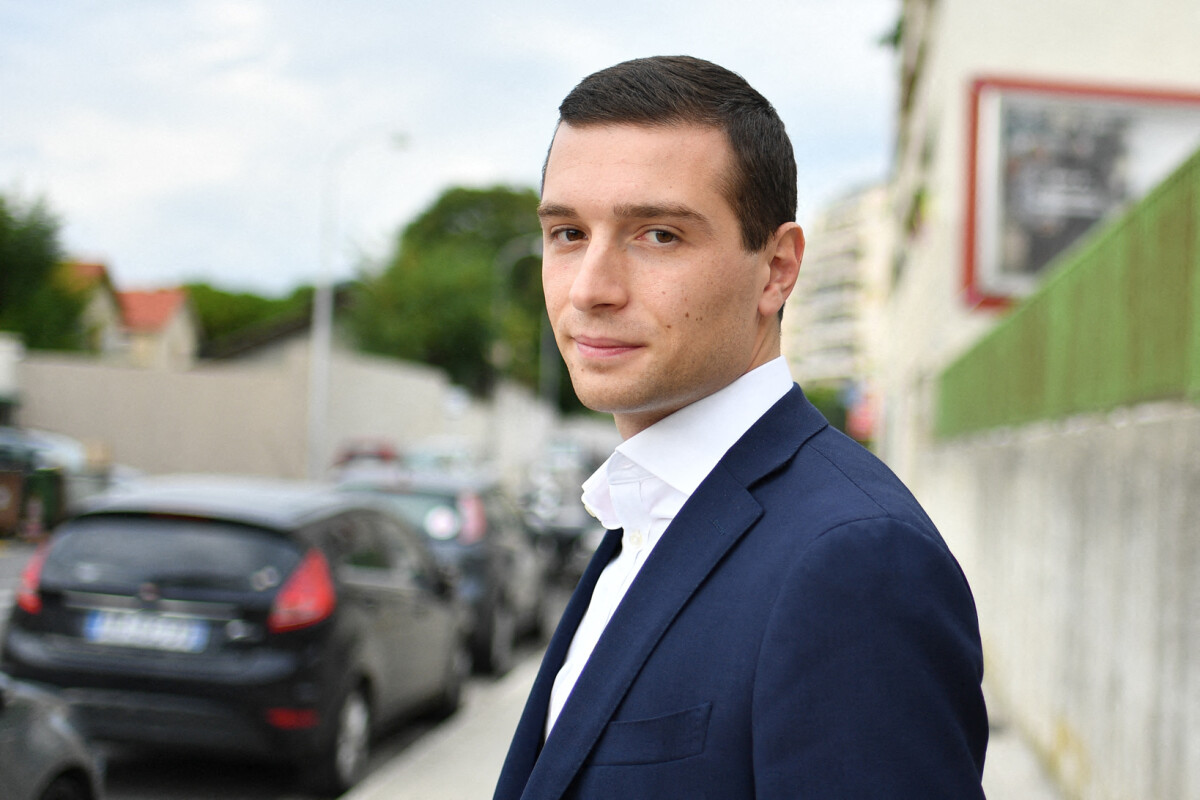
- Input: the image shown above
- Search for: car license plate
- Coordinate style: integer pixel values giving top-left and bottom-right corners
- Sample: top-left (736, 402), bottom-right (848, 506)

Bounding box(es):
top-left (84, 610), bottom-right (209, 653)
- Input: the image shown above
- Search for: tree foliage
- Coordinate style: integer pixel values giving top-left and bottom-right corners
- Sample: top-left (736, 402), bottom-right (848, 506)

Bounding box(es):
top-left (186, 282), bottom-right (313, 349)
top-left (0, 193), bottom-right (86, 351)
top-left (348, 185), bottom-right (564, 400)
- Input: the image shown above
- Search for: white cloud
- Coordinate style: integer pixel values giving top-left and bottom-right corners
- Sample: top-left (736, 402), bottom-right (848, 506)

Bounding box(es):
top-left (0, 0), bottom-right (899, 294)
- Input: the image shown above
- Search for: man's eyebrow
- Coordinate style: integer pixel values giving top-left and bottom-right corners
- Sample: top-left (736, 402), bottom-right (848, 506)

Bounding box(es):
top-left (537, 201), bottom-right (715, 235)
top-left (537, 202), bottom-right (575, 220)
top-left (614, 203), bottom-right (712, 232)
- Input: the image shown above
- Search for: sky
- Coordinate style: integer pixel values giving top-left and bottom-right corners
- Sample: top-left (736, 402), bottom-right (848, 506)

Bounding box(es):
top-left (1, 0), bottom-right (899, 297)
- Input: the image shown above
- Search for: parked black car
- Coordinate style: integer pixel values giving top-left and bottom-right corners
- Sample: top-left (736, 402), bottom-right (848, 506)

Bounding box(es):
top-left (0, 671), bottom-right (104, 800)
top-left (341, 471), bottom-right (550, 675)
top-left (1, 476), bottom-right (469, 797)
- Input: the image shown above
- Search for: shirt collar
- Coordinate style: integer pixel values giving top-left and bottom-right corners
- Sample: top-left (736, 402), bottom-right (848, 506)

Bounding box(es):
top-left (581, 357), bottom-right (793, 527)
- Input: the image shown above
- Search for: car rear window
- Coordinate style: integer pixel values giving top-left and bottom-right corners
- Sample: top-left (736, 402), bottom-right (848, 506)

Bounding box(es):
top-left (41, 514), bottom-right (302, 594)
top-left (379, 494), bottom-right (458, 537)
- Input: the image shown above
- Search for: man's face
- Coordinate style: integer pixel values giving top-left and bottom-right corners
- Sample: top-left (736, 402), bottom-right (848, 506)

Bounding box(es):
top-left (539, 122), bottom-right (790, 438)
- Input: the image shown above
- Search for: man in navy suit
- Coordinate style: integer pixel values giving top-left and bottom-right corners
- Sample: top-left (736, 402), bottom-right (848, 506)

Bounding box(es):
top-left (494, 55), bottom-right (988, 799)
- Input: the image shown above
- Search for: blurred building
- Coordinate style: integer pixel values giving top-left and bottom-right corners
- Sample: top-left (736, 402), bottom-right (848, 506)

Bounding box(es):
top-left (881, 0), bottom-right (1200, 479)
top-left (63, 261), bottom-right (200, 370)
top-left (882, 3), bottom-right (1200, 798)
top-left (61, 261), bottom-right (124, 355)
top-left (0, 333), bottom-right (21, 426)
top-left (783, 183), bottom-right (892, 443)
top-left (116, 287), bottom-right (199, 370)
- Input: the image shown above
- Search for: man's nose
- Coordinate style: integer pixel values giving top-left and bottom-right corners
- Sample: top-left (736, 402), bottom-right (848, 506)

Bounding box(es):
top-left (568, 239), bottom-right (627, 311)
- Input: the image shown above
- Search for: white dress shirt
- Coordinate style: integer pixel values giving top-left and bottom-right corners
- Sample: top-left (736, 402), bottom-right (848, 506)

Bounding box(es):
top-left (544, 356), bottom-right (794, 738)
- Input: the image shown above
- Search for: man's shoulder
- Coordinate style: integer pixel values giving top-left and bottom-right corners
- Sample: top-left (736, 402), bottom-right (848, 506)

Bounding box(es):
top-left (711, 385), bottom-right (938, 537)
top-left (757, 423), bottom-right (938, 538)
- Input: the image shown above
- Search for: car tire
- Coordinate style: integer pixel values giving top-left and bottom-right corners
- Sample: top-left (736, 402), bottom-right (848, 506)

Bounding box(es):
top-left (303, 684), bottom-right (372, 797)
top-left (38, 775), bottom-right (90, 800)
top-left (430, 636), bottom-right (471, 719)
top-left (479, 602), bottom-right (515, 676)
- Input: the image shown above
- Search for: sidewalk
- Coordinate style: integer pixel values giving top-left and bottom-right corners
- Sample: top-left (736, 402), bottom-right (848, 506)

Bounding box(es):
top-left (345, 657), bottom-right (539, 800)
top-left (344, 654), bottom-right (1063, 800)
top-left (982, 686), bottom-right (1064, 800)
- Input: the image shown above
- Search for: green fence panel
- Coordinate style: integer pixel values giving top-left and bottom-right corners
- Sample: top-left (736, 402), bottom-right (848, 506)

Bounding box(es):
top-left (937, 146), bottom-right (1200, 437)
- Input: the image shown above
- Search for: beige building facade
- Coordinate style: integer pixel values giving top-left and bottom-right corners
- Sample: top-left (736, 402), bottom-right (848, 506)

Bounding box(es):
top-left (784, 183), bottom-right (892, 441)
top-left (883, 0), bottom-right (1200, 480)
top-left (883, 3), bottom-right (1200, 797)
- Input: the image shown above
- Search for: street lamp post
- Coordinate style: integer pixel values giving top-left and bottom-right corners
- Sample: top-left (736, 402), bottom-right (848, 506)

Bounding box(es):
top-left (306, 130), bottom-right (407, 479)
top-left (487, 233), bottom-right (543, 465)
top-left (488, 233), bottom-right (543, 377)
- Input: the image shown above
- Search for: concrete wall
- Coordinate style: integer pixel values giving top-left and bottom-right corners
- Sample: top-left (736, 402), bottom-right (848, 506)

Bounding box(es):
top-left (15, 351), bottom-right (309, 477)
top-left (11, 337), bottom-right (595, 489)
top-left (916, 402), bottom-right (1200, 800)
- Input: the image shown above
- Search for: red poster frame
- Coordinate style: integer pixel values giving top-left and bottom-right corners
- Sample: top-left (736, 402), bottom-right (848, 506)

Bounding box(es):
top-left (963, 76), bottom-right (1200, 309)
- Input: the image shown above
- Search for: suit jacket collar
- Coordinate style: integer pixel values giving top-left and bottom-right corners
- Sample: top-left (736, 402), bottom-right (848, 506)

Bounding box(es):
top-left (497, 386), bottom-right (828, 800)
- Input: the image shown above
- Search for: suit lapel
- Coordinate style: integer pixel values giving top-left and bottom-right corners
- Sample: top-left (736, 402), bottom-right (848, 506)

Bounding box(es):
top-left (521, 467), bottom-right (761, 798)
top-left (493, 528), bottom-right (622, 800)
top-left (513, 386), bottom-right (828, 799)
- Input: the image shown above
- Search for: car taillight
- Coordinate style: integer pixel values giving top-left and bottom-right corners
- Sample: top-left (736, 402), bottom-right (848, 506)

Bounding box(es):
top-left (457, 492), bottom-right (487, 545)
top-left (265, 707), bottom-right (319, 729)
top-left (16, 543), bottom-right (50, 615)
top-left (267, 548), bottom-right (337, 633)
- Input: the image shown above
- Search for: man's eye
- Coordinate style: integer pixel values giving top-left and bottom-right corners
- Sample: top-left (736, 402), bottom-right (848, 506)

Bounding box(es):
top-left (553, 228), bottom-right (585, 243)
top-left (646, 230), bottom-right (677, 244)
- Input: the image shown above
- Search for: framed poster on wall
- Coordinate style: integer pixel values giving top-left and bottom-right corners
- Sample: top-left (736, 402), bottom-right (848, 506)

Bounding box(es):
top-left (964, 77), bottom-right (1200, 307)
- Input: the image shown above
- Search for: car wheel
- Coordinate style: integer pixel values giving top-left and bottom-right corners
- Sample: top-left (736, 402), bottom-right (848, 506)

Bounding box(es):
top-left (480, 602), bottom-right (515, 676)
top-left (38, 775), bottom-right (89, 800)
top-left (431, 636), bottom-right (471, 719)
top-left (303, 685), bottom-right (372, 796)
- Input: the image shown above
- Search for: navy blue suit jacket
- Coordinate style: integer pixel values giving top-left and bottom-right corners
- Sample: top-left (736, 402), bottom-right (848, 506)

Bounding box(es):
top-left (494, 386), bottom-right (987, 799)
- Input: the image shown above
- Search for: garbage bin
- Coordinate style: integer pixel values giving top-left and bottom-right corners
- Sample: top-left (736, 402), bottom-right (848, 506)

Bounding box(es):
top-left (21, 467), bottom-right (64, 541)
top-left (0, 470), bottom-right (22, 537)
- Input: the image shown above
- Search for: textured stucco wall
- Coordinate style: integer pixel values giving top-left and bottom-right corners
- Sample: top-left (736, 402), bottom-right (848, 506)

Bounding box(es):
top-left (916, 402), bottom-right (1200, 800)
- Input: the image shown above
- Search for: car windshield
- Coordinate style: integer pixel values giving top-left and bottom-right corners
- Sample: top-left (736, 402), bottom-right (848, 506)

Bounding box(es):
top-left (378, 492), bottom-right (460, 540)
top-left (41, 514), bottom-right (302, 594)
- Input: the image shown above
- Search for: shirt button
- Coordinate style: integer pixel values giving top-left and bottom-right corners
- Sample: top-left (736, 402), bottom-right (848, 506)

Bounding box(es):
top-left (628, 529), bottom-right (645, 549)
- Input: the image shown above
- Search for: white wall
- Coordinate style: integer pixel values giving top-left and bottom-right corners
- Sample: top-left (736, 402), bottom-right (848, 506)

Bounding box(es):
top-left (0, 333), bottom-right (22, 402)
top-left (16, 352), bottom-right (308, 477)
top-left (919, 402), bottom-right (1200, 800)
top-left (12, 337), bottom-right (594, 488)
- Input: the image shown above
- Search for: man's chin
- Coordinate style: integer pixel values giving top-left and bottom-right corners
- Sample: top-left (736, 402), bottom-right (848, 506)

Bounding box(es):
top-left (570, 386), bottom-right (634, 417)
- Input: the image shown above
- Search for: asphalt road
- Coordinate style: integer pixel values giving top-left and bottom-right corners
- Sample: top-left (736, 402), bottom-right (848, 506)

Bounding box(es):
top-left (95, 708), bottom-right (442, 800)
top-left (1, 540), bottom-right (1063, 799)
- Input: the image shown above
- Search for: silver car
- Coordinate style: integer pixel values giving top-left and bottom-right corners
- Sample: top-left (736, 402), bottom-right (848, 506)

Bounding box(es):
top-left (0, 672), bottom-right (104, 800)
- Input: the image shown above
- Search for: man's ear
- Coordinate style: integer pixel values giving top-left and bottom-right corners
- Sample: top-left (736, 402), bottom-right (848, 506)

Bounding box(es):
top-left (759, 222), bottom-right (804, 318)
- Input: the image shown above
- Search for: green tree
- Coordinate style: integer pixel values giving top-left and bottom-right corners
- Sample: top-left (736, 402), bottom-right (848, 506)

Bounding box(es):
top-left (348, 185), bottom-right (560, 399)
top-left (0, 193), bottom-right (85, 350)
top-left (186, 282), bottom-right (314, 351)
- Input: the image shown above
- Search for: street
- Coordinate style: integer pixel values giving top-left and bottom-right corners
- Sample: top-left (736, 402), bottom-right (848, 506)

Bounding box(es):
top-left (1, 539), bottom-right (1062, 799)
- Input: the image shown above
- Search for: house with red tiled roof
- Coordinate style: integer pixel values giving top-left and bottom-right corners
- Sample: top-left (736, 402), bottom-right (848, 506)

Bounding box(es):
top-left (116, 287), bottom-right (198, 369)
top-left (60, 261), bottom-right (199, 369)
top-left (61, 260), bottom-right (123, 354)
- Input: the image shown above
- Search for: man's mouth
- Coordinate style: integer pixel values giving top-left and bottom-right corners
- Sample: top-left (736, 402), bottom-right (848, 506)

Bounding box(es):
top-left (572, 335), bottom-right (641, 359)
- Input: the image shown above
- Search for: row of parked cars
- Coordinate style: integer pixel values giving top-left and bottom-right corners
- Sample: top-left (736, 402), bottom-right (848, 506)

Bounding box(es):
top-left (0, 465), bottom-right (557, 797)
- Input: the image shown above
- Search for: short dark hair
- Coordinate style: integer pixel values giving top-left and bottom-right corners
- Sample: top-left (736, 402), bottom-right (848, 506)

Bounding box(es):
top-left (549, 55), bottom-right (797, 253)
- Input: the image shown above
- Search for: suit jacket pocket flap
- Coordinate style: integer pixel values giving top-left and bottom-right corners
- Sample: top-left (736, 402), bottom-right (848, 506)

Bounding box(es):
top-left (589, 702), bottom-right (712, 766)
